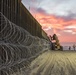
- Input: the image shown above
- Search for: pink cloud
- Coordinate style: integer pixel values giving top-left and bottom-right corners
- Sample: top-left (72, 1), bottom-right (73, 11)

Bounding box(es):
top-left (32, 12), bottom-right (76, 43)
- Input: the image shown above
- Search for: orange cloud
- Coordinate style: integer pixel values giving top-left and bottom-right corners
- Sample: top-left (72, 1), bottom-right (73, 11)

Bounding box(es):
top-left (32, 12), bottom-right (76, 43)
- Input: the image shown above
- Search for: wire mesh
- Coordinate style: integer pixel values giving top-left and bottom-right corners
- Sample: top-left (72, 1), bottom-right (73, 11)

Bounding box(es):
top-left (0, 12), bottom-right (50, 75)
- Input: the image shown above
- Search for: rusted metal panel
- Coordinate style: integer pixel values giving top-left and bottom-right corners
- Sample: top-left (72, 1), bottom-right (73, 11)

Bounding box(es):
top-left (0, 0), bottom-right (43, 38)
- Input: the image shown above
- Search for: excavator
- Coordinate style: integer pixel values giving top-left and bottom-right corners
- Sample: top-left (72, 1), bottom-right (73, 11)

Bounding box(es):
top-left (49, 34), bottom-right (63, 50)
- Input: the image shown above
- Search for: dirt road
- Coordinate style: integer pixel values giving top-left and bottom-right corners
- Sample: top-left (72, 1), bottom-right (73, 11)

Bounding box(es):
top-left (27, 50), bottom-right (76, 75)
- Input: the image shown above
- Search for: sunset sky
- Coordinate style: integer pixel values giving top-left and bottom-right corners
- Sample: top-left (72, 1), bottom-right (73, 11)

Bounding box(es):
top-left (22, 0), bottom-right (76, 45)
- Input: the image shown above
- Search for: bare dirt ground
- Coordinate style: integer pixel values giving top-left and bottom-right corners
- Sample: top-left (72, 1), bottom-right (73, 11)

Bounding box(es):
top-left (27, 50), bottom-right (76, 75)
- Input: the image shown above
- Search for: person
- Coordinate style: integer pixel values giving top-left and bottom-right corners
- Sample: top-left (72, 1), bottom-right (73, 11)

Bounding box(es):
top-left (49, 35), bottom-right (53, 41)
top-left (73, 44), bottom-right (75, 50)
top-left (49, 35), bottom-right (53, 50)
top-left (69, 46), bottom-right (71, 50)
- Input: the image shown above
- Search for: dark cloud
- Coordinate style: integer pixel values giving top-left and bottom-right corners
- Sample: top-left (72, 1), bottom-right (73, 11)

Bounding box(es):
top-left (36, 8), bottom-right (47, 14)
top-left (36, 8), bottom-right (76, 22)
top-left (65, 12), bottom-right (76, 20)
top-left (55, 12), bottom-right (76, 21)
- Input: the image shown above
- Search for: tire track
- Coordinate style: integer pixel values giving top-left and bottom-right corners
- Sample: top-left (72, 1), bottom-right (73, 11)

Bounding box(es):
top-left (36, 51), bottom-right (54, 75)
top-left (27, 51), bottom-right (76, 75)
top-left (29, 51), bottom-right (51, 75)
top-left (64, 52), bottom-right (76, 75)
top-left (42, 51), bottom-right (56, 75)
